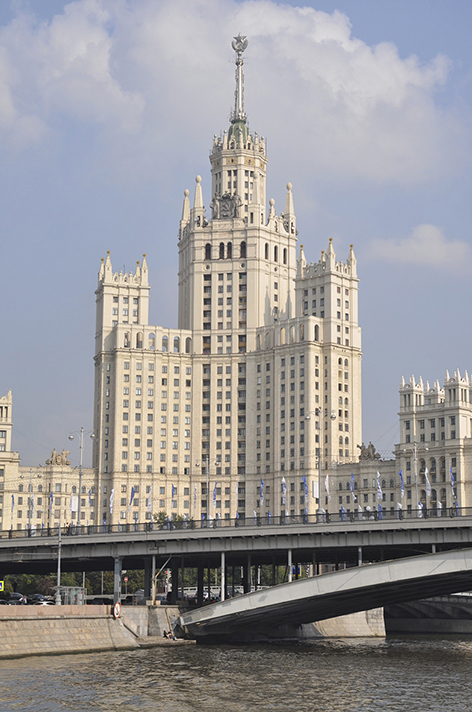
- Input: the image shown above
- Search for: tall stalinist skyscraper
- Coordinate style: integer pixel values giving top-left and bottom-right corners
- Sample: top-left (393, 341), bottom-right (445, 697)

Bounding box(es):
top-left (92, 36), bottom-right (362, 525)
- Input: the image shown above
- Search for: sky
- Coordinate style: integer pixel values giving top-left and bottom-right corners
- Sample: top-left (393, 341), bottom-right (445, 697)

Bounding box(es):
top-left (1, 0), bottom-right (471, 468)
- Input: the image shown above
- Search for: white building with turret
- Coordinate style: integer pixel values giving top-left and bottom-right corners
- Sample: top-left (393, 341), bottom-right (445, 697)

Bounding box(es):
top-left (91, 35), bottom-right (363, 525)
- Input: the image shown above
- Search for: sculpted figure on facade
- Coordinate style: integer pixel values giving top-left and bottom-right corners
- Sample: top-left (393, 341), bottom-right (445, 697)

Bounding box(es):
top-left (357, 442), bottom-right (381, 460)
top-left (46, 449), bottom-right (71, 466)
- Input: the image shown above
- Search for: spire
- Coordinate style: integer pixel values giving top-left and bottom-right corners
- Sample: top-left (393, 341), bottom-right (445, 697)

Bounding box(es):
top-left (231, 34), bottom-right (248, 124)
top-left (141, 254), bottom-right (148, 286)
top-left (283, 182), bottom-right (296, 235)
top-left (297, 244), bottom-right (306, 277)
top-left (182, 189), bottom-right (190, 222)
top-left (193, 175), bottom-right (203, 210)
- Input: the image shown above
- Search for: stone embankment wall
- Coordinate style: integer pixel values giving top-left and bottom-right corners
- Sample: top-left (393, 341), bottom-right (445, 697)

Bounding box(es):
top-left (0, 605), bottom-right (138, 659)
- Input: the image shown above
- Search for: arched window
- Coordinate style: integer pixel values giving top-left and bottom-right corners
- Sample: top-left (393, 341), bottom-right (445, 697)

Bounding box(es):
top-left (136, 332), bottom-right (143, 349)
top-left (185, 337), bottom-right (192, 354)
top-left (227, 242), bottom-right (232, 259)
top-left (283, 248), bottom-right (287, 265)
top-left (381, 480), bottom-right (386, 488)
top-left (344, 398), bottom-right (348, 406)
top-left (162, 335), bottom-right (168, 352)
top-left (274, 245), bottom-right (278, 262)
top-left (280, 327), bottom-right (286, 345)
top-left (149, 333), bottom-right (155, 350)
top-left (344, 359), bottom-right (348, 366)
top-left (339, 436), bottom-right (343, 445)
top-left (338, 358), bottom-right (342, 365)
top-left (124, 332), bottom-right (131, 348)
top-left (219, 242), bottom-right (225, 259)
top-left (345, 437), bottom-right (349, 445)
top-left (173, 336), bottom-right (180, 353)
top-left (300, 324), bottom-right (305, 341)
top-left (205, 243), bottom-right (211, 260)
top-left (265, 243), bottom-right (269, 260)
top-left (256, 334), bottom-right (261, 350)
top-left (72, 486), bottom-right (77, 494)
top-left (338, 482), bottom-right (343, 490)
top-left (314, 324), bottom-right (319, 342)
top-left (290, 326), bottom-right (295, 344)
top-left (389, 479), bottom-right (394, 488)
top-left (240, 241), bottom-right (246, 258)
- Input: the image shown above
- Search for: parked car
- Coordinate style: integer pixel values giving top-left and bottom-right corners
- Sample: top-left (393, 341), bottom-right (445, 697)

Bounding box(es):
top-left (8, 592), bottom-right (27, 605)
top-left (26, 593), bottom-right (51, 604)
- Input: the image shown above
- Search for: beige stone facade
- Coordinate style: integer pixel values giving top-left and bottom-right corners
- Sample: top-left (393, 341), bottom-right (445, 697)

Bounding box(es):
top-left (91, 38), bottom-right (362, 525)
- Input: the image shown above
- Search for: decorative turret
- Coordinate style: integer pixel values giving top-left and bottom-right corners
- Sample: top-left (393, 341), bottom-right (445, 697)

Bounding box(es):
top-left (297, 244), bottom-right (306, 277)
top-left (283, 182), bottom-right (296, 235)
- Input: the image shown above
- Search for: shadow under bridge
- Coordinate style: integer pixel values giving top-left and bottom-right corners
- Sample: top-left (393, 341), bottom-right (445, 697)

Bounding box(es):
top-left (175, 548), bottom-right (472, 640)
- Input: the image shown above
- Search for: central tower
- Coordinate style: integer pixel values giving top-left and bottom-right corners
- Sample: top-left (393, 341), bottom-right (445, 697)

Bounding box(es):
top-left (177, 35), bottom-right (298, 356)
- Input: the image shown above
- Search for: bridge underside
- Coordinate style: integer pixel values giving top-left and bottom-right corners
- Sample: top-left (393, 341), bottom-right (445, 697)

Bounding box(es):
top-left (176, 548), bottom-right (472, 641)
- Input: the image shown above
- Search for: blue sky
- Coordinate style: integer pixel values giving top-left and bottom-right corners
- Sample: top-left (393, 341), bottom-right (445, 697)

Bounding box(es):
top-left (1, 0), bottom-right (471, 468)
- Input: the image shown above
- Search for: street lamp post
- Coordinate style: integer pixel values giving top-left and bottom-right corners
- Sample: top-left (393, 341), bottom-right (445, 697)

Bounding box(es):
top-left (20, 468), bottom-right (41, 531)
top-left (306, 409), bottom-right (322, 512)
top-left (402, 442), bottom-right (428, 513)
top-left (195, 456), bottom-right (220, 522)
top-left (69, 427), bottom-right (95, 527)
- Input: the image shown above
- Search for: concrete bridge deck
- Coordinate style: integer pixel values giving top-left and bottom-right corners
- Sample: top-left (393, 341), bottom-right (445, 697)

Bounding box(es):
top-left (175, 548), bottom-right (472, 640)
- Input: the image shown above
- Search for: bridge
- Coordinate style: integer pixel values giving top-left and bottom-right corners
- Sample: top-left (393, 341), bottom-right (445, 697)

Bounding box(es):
top-left (175, 548), bottom-right (472, 641)
top-left (1, 509), bottom-right (472, 607)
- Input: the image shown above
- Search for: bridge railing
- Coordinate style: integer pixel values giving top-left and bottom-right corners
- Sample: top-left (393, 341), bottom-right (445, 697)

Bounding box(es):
top-left (2, 504), bottom-right (469, 540)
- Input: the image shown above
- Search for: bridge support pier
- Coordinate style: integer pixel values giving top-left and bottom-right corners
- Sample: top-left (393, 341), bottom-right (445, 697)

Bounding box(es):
top-left (221, 551), bottom-right (226, 601)
top-left (113, 556), bottom-right (122, 605)
top-left (197, 564), bottom-right (204, 605)
top-left (170, 561), bottom-right (179, 604)
top-left (243, 555), bottom-right (251, 593)
top-left (144, 557), bottom-right (152, 600)
top-left (288, 549), bottom-right (292, 582)
top-left (358, 546), bottom-right (363, 567)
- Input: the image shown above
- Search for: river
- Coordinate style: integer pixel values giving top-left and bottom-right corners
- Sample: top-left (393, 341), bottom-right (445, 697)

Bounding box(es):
top-left (1, 637), bottom-right (472, 712)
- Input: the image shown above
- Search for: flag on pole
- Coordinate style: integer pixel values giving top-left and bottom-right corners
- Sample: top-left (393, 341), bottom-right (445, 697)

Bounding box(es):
top-left (171, 484), bottom-right (176, 500)
top-left (376, 472), bottom-right (382, 501)
top-left (425, 471), bottom-right (431, 498)
top-left (11, 494), bottom-right (14, 518)
top-left (253, 510), bottom-right (257, 525)
top-left (340, 505), bottom-right (346, 522)
top-left (417, 501), bottom-right (424, 518)
top-left (325, 474), bottom-right (330, 503)
top-left (302, 475), bottom-right (308, 504)
top-left (268, 510), bottom-right (271, 523)
top-left (397, 502), bottom-right (403, 518)
top-left (213, 481), bottom-right (217, 508)
top-left (450, 467), bottom-right (455, 490)
top-left (399, 470), bottom-right (404, 499)
top-left (128, 486), bottom-right (136, 513)
top-left (437, 501), bottom-right (442, 517)
top-left (109, 488), bottom-right (114, 514)
top-left (350, 473), bottom-right (355, 501)
top-left (281, 477), bottom-right (287, 506)
top-left (147, 487), bottom-right (152, 513)
top-left (377, 503), bottom-right (383, 520)
top-left (260, 478), bottom-right (264, 507)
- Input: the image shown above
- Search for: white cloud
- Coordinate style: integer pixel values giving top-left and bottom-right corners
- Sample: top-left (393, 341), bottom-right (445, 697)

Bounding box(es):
top-left (0, 0), bottom-right (466, 183)
top-left (370, 224), bottom-right (471, 270)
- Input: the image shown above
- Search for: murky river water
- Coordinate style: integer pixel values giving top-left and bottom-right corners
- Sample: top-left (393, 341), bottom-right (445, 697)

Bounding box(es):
top-left (1, 637), bottom-right (472, 712)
